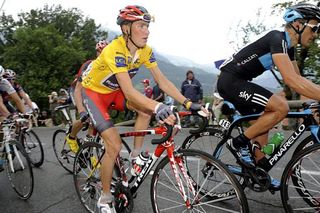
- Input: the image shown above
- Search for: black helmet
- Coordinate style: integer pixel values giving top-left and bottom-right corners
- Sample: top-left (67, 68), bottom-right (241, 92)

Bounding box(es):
top-left (284, 3), bottom-right (320, 23)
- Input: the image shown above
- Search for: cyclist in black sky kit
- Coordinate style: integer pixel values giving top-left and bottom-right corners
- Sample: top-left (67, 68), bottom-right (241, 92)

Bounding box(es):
top-left (217, 3), bottom-right (320, 188)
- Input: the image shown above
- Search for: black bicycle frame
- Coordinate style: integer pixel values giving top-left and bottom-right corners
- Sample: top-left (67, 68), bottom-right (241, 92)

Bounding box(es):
top-left (213, 107), bottom-right (320, 172)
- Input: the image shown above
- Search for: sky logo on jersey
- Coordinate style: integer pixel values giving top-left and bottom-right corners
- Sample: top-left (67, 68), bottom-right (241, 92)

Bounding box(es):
top-left (149, 52), bottom-right (156, 63)
top-left (115, 56), bottom-right (126, 67)
top-left (239, 91), bottom-right (252, 101)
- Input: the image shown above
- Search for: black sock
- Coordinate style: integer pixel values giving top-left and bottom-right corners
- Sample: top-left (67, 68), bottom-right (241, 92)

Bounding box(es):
top-left (233, 134), bottom-right (250, 149)
top-left (257, 157), bottom-right (268, 168)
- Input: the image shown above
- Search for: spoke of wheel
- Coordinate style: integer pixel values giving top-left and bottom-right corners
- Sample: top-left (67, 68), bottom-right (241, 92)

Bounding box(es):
top-left (291, 173), bottom-right (320, 188)
top-left (302, 158), bottom-right (320, 186)
top-left (198, 199), bottom-right (240, 213)
top-left (288, 184), bottom-right (320, 194)
top-left (159, 169), bottom-right (183, 194)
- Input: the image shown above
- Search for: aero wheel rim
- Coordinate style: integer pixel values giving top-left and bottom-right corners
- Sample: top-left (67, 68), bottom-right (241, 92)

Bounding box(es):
top-left (284, 148), bottom-right (320, 212)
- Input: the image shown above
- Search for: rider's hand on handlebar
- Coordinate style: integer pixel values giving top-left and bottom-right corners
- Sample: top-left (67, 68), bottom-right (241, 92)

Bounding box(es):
top-left (184, 99), bottom-right (209, 116)
top-left (79, 111), bottom-right (89, 123)
top-left (154, 103), bottom-right (176, 125)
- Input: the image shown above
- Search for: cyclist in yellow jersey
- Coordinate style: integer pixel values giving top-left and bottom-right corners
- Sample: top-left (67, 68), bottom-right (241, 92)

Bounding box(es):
top-left (81, 5), bottom-right (206, 213)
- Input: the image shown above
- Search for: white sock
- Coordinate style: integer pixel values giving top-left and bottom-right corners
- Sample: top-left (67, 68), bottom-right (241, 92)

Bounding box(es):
top-left (100, 192), bottom-right (113, 203)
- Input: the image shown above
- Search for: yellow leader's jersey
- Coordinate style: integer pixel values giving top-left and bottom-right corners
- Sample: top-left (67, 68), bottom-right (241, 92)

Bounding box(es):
top-left (81, 35), bottom-right (157, 94)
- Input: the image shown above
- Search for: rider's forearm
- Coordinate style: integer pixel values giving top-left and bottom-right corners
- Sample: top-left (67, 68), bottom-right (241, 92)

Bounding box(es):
top-left (10, 93), bottom-right (26, 113)
top-left (158, 78), bottom-right (186, 105)
top-left (285, 76), bottom-right (320, 100)
top-left (124, 88), bottom-right (158, 113)
top-left (19, 91), bottom-right (33, 109)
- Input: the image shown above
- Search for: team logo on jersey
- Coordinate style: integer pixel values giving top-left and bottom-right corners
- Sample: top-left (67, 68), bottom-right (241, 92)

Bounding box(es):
top-left (239, 91), bottom-right (252, 101)
top-left (237, 54), bottom-right (258, 66)
top-left (149, 52), bottom-right (156, 63)
top-left (115, 56), bottom-right (126, 67)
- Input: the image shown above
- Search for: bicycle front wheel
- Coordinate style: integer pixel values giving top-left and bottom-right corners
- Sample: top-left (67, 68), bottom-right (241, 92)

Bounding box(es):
top-left (52, 129), bottom-right (74, 173)
top-left (281, 143), bottom-right (320, 212)
top-left (150, 149), bottom-right (248, 213)
top-left (6, 141), bottom-right (34, 199)
top-left (20, 130), bottom-right (44, 167)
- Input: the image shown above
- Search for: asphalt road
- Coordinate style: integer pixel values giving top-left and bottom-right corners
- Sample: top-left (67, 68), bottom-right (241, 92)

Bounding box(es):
top-left (0, 126), bottom-right (308, 213)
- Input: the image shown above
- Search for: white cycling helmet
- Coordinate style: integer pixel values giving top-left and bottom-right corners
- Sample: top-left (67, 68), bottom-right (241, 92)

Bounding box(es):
top-left (0, 65), bottom-right (5, 79)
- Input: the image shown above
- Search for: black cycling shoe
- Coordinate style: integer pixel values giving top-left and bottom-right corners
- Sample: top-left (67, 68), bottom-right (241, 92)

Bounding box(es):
top-left (227, 138), bottom-right (255, 168)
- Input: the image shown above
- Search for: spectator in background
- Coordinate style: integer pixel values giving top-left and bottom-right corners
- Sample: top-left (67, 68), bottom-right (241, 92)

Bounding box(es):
top-left (181, 70), bottom-right (203, 127)
top-left (141, 79), bottom-right (153, 98)
top-left (48, 91), bottom-right (59, 125)
top-left (58, 88), bottom-right (69, 105)
top-left (38, 110), bottom-right (52, 127)
top-left (164, 95), bottom-right (175, 106)
top-left (152, 82), bottom-right (165, 102)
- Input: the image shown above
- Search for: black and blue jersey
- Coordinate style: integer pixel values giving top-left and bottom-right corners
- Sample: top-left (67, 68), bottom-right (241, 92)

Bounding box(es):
top-left (220, 30), bottom-right (295, 81)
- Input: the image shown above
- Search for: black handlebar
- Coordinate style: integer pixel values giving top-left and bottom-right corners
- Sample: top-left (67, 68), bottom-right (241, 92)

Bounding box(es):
top-left (188, 110), bottom-right (209, 135)
top-left (151, 124), bottom-right (173, 145)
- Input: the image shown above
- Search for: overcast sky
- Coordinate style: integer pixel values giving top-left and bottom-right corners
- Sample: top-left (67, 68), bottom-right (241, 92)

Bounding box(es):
top-left (2, 0), bottom-right (288, 64)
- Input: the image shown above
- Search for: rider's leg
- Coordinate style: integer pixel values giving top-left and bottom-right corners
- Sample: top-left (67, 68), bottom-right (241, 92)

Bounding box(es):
top-left (251, 132), bottom-right (268, 161)
top-left (244, 94), bottom-right (289, 140)
top-left (69, 119), bottom-right (83, 138)
top-left (132, 110), bottom-right (151, 157)
top-left (100, 127), bottom-right (122, 194)
top-left (66, 119), bottom-right (84, 152)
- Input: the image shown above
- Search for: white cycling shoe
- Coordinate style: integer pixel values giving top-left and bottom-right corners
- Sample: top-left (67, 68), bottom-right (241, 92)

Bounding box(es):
top-left (97, 197), bottom-right (117, 213)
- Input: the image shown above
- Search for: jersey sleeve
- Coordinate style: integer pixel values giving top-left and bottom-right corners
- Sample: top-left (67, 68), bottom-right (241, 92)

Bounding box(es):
top-left (77, 60), bottom-right (92, 82)
top-left (269, 31), bottom-right (290, 55)
top-left (141, 46), bottom-right (158, 69)
top-left (0, 79), bottom-right (16, 95)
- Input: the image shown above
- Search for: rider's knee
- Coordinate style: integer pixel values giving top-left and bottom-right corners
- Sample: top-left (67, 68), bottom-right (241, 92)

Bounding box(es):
top-left (276, 99), bottom-right (289, 117)
top-left (106, 140), bottom-right (122, 160)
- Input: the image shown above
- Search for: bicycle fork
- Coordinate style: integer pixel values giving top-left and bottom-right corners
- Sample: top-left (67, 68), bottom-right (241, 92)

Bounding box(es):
top-left (167, 146), bottom-right (197, 209)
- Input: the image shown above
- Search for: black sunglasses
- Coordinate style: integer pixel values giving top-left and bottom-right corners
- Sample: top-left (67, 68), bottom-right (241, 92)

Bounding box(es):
top-left (305, 23), bottom-right (320, 33)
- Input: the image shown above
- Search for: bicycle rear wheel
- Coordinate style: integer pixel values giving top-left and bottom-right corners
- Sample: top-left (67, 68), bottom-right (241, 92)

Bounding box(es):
top-left (6, 141), bottom-right (34, 199)
top-left (281, 143), bottom-right (320, 212)
top-left (150, 149), bottom-right (248, 213)
top-left (52, 129), bottom-right (74, 173)
top-left (20, 130), bottom-right (44, 167)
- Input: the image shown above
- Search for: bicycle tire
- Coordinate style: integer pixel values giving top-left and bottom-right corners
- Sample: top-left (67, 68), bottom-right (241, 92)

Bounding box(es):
top-left (73, 142), bottom-right (133, 213)
top-left (150, 149), bottom-right (249, 213)
top-left (5, 141), bottom-right (34, 199)
top-left (292, 135), bottom-right (315, 156)
top-left (281, 143), bottom-right (320, 212)
top-left (182, 128), bottom-right (246, 195)
top-left (20, 130), bottom-right (44, 167)
top-left (52, 129), bottom-right (74, 173)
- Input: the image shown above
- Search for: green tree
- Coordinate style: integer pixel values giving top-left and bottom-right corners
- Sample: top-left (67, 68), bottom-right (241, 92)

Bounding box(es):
top-left (0, 4), bottom-right (108, 109)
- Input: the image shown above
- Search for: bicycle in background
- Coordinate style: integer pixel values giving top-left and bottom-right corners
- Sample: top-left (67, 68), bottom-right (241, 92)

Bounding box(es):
top-left (52, 104), bottom-right (131, 174)
top-left (0, 117), bottom-right (34, 199)
top-left (15, 113), bottom-right (44, 167)
top-left (73, 108), bottom-right (249, 213)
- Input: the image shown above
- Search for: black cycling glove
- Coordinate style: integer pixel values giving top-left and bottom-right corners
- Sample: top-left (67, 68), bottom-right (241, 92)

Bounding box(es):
top-left (79, 111), bottom-right (89, 123)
